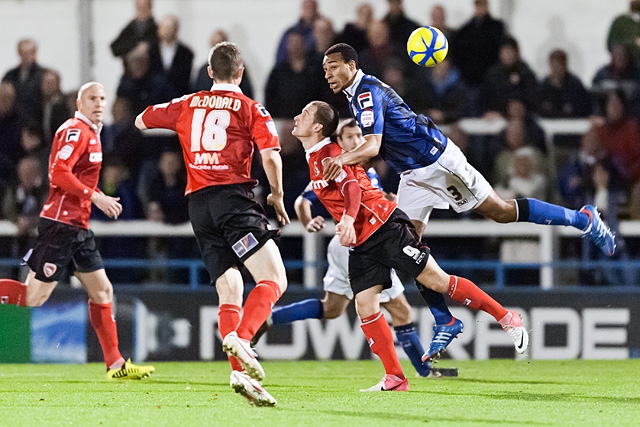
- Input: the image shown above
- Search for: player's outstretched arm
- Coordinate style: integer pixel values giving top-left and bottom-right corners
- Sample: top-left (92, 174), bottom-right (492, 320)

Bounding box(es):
top-left (91, 191), bottom-right (122, 220)
top-left (323, 134), bottom-right (382, 181)
top-left (261, 148), bottom-right (290, 225)
top-left (294, 196), bottom-right (324, 232)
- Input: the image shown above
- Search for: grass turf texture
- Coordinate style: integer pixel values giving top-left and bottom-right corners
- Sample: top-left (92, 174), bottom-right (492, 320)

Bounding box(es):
top-left (1, 360), bottom-right (639, 427)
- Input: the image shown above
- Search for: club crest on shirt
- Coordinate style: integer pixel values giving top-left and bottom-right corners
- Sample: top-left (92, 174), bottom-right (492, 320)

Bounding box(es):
top-left (357, 92), bottom-right (373, 109)
top-left (66, 128), bottom-right (81, 142)
top-left (43, 262), bottom-right (57, 278)
top-left (361, 109), bottom-right (374, 127)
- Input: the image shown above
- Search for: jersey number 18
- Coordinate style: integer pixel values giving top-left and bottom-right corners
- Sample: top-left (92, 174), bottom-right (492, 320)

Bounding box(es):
top-left (190, 109), bottom-right (230, 152)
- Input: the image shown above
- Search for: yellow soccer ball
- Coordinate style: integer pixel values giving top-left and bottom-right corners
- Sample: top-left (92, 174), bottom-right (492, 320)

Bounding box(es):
top-left (407, 26), bottom-right (448, 67)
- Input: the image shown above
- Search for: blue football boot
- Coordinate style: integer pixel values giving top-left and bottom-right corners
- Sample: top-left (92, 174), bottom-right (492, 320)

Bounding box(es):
top-left (421, 317), bottom-right (464, 362)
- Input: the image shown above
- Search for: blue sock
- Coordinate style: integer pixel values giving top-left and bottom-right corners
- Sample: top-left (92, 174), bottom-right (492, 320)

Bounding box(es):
top-left (395, 323), bottom-right (431, 377)
top-left (271, 298), bottom-right (324, 324)
top-left (418, 284), bottom-right (453, 325)
top-left (518, 198), bottom-right (589, 231)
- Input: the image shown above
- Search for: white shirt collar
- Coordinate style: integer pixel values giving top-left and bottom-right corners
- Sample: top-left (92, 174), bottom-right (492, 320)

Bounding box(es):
top-left (75, 111), bottom-right (102, 134)
top-left (211, 83), bottom-right (243, 93)
top-left (343, 69), bottom-right (365, 101)
top-left (305, 137), bottom-right (333, 161)
top-left (160, 42), bottom-right (177, 70)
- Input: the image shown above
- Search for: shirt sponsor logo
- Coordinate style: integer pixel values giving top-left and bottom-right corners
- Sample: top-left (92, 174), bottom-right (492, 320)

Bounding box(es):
top-left (58, 144), bottom-right (74, 160)
top-left (194, 152), bottom-right (220, 165)
top-left (357, 92), bottom-right (373, 109)
top-left (360, 109), bottom-right (374, 128)
top-left (232, 232), bottom-right (259, 258)
top-left (66, 129), bottom-right (81, 142)
top-left (89, 152), bottom-right (102, 162)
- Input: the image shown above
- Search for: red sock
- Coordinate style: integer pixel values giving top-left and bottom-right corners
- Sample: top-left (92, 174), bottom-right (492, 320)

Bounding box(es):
top-left (360, 312), bottom-right (404, 379)
top-left (89, 301), bottom-right (123, 368)
top-left (236, 280), bottom-right (281, 341)
top-left (0, 279), bottom-right (27, 306)
top-left (447, 275), bottom-right (508, 321)
top-left (218, 304), bottom-right (243, 372)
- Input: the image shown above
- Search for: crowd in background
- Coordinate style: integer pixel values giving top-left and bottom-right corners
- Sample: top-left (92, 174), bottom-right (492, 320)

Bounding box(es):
top-left (2, 0), bottom-right (640, 286)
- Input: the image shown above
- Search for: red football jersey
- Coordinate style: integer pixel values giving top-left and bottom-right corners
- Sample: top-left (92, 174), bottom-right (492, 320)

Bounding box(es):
top-left (139, 84), bottom-right (281, 195)
top-left (306, 139), bottom-right (396, 246)
top-left (41, 113), bottom-right (103, 229)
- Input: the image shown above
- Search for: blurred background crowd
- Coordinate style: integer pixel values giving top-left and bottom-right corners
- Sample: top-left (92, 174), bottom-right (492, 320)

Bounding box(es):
top-left (1, 0), bottom-right (640, 286)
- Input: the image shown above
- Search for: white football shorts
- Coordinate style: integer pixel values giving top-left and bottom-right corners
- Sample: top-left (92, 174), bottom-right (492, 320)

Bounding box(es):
top-left (323, 234), bottom-right (404, 303)
top-left (397, 139), bottom-right (492, 225)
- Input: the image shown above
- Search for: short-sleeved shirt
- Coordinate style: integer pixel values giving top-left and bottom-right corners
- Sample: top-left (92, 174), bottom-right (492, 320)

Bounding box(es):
top-left (343, 69), bottom-right (449, 174)
top-left (41, 112), bottom-right (103, 229)
top-left (305, 138), bottom-right (396, 246)
top-left (138, 84), bottom-right (281, 195)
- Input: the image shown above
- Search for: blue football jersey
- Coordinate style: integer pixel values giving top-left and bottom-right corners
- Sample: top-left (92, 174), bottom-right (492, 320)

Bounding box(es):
top-left (344, 70), bottom-right (449, 174)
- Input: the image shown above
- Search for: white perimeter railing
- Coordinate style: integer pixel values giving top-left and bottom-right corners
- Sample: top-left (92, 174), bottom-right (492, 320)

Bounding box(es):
top-left (2, 219), bottom-right (640, 290)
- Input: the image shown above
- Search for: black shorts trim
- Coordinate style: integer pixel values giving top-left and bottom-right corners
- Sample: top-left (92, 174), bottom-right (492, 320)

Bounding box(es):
top-left (188, 184), bottom-right (280, 285)
top-left (24, 218), bottom-right (104, 282)
top-left (349, 210), bottom-right (430, 296)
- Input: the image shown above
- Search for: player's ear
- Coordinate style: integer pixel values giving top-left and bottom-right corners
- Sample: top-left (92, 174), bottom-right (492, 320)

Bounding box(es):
top-left (207, 66), bottom-right (213, 79)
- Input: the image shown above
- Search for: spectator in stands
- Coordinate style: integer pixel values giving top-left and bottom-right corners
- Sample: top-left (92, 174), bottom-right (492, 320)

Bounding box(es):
top-left (312, 17), bottom-right (336, 58)
top-left (265, 31), bottom-right (324, 119)
top-left (157, 14), bottom-right (194, 95)
top-left (505, 98), bottom-right (546, 153)
top-left (558, 128), bottom-right (605, 209)
top-left (274, 0), bottom-right (322, 65)
top-left (116, 42), bottom-right (179, 114)
top-left (480, 37), bottom-right (539, 118)
top-left (592, 43), bottom-right (640, 117)
top-left (429, 4), bottom-right (453, 39)
top-left (91, 157), bottom-right (145, 282)
top-left (0, 82), bottom-right (22, 184)
top-left (358, 20), bottom-right (400, 80)
top-left (450, 0), bottom-right (506, 116)
top-left (540, 49), bottom-right (592, 119)
top-left (1, 156), bottom-right (48, 258)
top-left (381, 57), bottom-right (429, 117)
top-left (101, 97), bottom-right (145, 185)
top-left (192, 30), bottom-right (254, 98)
top-left (382, 0), bottom-right (420, 51)
top-left (334, 3), bottom-right (373, 56)
top-left (41, 69), bottom-right (71, 144)
top-left (110, 0), bottom-right (161, 73)
top-left (2, 38), bottom-right (45, 126)
top-left (19, 122), bottom-right (48, 169)
top-left (496, 145), bottom-right (548, 285)
top-left (147, 150), bottom-right (188, 225)
top-left (147, 150), bottom-right (195, 283)
top-left (422, 58), bottom-right (469, 124)
top-left (606, 0), bottom-right (640, 63)
top-left (382, 0), bottom-right (420, 76)
top-left (492, 119), bottom-right (546, 189)
top-left (594, 88), bottom-right (640, 219)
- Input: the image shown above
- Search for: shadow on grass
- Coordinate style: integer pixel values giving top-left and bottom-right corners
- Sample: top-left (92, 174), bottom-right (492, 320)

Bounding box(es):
top-left (287, 407), bottom-right (551, 426)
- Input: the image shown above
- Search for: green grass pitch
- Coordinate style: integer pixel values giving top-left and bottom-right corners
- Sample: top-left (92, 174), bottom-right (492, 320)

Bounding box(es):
top-left (1, 360), bottom-right (639, 427)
